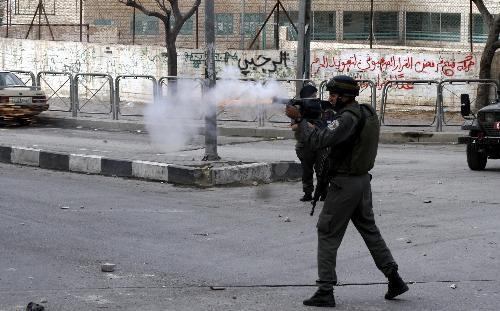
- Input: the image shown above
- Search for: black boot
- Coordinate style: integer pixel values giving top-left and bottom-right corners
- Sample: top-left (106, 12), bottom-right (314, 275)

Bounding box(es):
top-left (300, 193), bottom-right (313, 202)
top-left (303, 289), bottom-right (336, 307)
top-left (385, 270), bottom-right (409, 299)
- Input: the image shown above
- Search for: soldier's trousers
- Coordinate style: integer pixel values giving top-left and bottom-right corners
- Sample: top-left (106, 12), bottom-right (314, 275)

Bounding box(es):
top-left (296, 146), bottom-right (319, 195)
top-left (316, 174), bottom-right (398, 291)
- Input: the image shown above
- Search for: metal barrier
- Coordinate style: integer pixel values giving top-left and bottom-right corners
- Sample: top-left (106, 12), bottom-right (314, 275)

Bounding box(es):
top-left (379, 80), bottom-right (439, 129)
top-left (357, 80), bottom-right (377, 110)
top-left (36, 71), bottom-right (74, 113)
top-left (436, 79), bottom-right (500, 131)
top-left (10, 70), bottom-right (36, 86)
top-left (74, 73), bottom-right (115, 119)
top-left (115, 75), bottom-right (158, 119)
top-left (320, 79), bottom-right (377, 109)
top-left (158, 76), bottom-right (204, 98)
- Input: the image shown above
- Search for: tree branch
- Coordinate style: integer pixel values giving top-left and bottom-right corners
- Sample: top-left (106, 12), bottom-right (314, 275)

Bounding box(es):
top-left (472, 0), bottom-right (494, 26)
top-left (119, 0), bottom-right (167, 22)
top-left (154, 0), bottom-right (170, 15)
top-left (169, 0), bottom-right (181, 19)
top-left (170, 0), bottom-right (201, 36)
top-left (493, 14), bottom-right (500, 36)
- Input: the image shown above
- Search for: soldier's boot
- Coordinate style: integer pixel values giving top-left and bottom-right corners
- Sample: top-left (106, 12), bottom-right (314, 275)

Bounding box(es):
top-left (385, 270), bottom-right (409, 300)
top-left (303, 289), bottom-right (336, 307)
top-left (300, 193), bottom-right (313, 202)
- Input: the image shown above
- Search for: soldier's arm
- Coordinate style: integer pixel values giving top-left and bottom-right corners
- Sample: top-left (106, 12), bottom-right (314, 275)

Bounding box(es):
top-left (297, 112), bottom-right (357, 150)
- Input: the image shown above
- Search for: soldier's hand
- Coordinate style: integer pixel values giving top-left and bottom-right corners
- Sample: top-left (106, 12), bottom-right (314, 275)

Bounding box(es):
top-left (291, 122), bottom-right (314, 131)
top-left (285, 105), bottom-right (301, 120)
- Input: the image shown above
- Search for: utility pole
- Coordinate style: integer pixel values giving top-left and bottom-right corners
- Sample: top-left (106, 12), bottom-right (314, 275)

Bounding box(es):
top-left (369, 0), bottom-right (374, 49)
top-left (80, 0), bottom-right (83, 42)
top-left (203, 0), bottom-right (220, 161)
top-left (295, 0), bottom-right (312, 96)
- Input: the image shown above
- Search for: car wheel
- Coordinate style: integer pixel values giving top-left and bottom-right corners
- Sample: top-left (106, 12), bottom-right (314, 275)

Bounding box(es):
top-left (466, 143), bottom-right (487, 170)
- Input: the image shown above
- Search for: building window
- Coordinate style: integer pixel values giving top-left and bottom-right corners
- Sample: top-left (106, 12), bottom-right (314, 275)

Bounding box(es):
top-left (312, 11), bottom-right (336, 40)
top-left (343, 11), bottom-right (370, 40)
top-left (94, 19), bottom-right (114, 26)
top-left (343, 11), bottom-right (399, 40)
top-left (216, 13), bottom-right (234, 35)
top-left (406, 12), bottom-right (461, 42)
top-left (169, 15), bottom-right (194, 36)
top-left (179, 16), bottom-right (194, 36)
top-left (243, 13), bottom-right (265, 37)
top-left (279, 11), bottom-right (298, 40)
top-left (472, 14), bottom-right (488, 43)
top-left (374, 12), bottom-right (399, 40)
top-left (133, 13), bottom-right (159, 35)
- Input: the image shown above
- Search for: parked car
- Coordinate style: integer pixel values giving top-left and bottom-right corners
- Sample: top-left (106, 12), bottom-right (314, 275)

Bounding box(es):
top-left (0, 71), bottom-right (48, 124)
top-left (458, 94), bottom-right (500, 170)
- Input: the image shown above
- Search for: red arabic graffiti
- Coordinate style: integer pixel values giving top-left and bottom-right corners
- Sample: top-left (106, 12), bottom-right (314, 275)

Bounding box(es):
top-left (311, 54), bottom-right (475, 78)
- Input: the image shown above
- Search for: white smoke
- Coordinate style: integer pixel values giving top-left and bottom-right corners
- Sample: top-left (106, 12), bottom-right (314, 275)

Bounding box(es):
top-left (145, 66), bottom-right (288, 153)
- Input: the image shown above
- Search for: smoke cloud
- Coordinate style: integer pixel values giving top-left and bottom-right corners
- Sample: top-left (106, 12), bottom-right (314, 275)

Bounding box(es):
top-left (145, 66), bottom-right (288, 153)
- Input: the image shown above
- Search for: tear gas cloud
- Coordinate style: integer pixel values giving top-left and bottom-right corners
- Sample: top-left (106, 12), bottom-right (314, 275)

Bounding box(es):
top-left (145, 66), bottom-right (289, 153)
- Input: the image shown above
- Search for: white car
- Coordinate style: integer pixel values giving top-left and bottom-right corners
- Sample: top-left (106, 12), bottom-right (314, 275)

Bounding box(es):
top-left (0, 71), bottom-right (48, 124)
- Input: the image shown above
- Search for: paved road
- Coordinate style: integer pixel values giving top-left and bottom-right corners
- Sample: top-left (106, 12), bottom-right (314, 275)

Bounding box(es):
top-left (0, 144), bottom-right (499, 310)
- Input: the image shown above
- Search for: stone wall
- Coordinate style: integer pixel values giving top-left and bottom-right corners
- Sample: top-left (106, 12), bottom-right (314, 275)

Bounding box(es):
top-left (0, 37), bottom-right (487, 111)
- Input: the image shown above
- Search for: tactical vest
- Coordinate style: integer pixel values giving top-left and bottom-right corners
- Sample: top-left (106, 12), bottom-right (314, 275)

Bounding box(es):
top-left (330, 103), bottom-right (380, 175)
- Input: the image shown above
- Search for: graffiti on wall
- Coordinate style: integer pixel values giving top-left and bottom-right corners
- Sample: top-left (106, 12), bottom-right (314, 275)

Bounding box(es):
top-left (311, 52), bottom-right (478, 90)
top-left (237, 51), bottom-right (290, 75)
top-left (183, 50), bottom-right (293, 77)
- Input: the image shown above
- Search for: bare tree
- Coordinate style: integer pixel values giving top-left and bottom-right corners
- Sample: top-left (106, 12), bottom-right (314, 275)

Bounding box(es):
top-left (118, 0), bottom-right (201, 76)
top-left (472, 0), bottom-right (500, 109)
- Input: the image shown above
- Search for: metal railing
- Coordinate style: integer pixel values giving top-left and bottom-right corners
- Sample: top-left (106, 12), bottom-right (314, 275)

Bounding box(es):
top-left (436, 79), bottom-right (499, 131)
top-left (10, 70), bottom-right (36, 86)
top-left (379, 80), bottom-right (439, 129)
top-left (10, 67), bottom-right (499, 133)
top-left (74, 73), bottom-right (115, 119)
top-left (158, 76), bottom-right (204, 98)
top-left (115, 75), bottom-right (158, 119)
top-left (36, 71), bottom-right (74, 113)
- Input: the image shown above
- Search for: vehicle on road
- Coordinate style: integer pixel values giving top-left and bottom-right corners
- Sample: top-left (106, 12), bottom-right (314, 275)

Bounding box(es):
top-left (458, 94), bottom-right (500, 170)
top-left (0, 71), bottom-right (48, 124)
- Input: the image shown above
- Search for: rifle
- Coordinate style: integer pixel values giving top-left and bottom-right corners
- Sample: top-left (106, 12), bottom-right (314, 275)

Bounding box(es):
top-left (273, 97), bottom-right (332, 121)
top-left (310, 147), bottom-right (331, 216)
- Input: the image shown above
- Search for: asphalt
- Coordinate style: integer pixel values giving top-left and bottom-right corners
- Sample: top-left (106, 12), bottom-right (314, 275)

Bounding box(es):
top-left (0, 111), bottom-right (468, 186)
top-left (0, 142), bottom-right (499, 310)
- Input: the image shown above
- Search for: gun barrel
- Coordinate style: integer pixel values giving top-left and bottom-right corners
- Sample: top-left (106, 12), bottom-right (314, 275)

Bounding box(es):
top-left (271, 97), bottom-right (293, 105)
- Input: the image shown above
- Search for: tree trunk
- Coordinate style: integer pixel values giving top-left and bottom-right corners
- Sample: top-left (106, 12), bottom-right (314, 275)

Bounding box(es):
top-left (477, 45), bottom-right (496, 109)
top-left (476, 15), bottom-right (500, 110)
top-left (166, 40), bottom-right (178, 77)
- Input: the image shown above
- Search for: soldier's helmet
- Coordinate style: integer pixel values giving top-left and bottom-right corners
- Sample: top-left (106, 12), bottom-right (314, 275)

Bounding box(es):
top-left (325, 75), bottom-right (360, 96)
top-left (299, 84), bottom-right (318, 98)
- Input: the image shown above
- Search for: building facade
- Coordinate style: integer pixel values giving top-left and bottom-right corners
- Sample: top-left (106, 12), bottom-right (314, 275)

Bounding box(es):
top-left (1, 0), bottom-right (499, 50)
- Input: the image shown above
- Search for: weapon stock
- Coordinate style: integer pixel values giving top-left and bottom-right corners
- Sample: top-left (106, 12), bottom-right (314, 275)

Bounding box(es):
top-left (310, 147), bottom-right (331, 216)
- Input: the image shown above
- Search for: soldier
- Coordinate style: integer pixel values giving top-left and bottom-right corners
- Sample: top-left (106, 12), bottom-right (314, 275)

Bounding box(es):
top-left (286, 75), bottom-right (408, 307)
top-left (295, 84), bottom-right (324, 202)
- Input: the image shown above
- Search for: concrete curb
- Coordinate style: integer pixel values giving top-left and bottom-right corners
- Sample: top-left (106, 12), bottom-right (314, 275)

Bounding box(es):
top-left (0, 145), bottom-right (302, 187)
top-left (38, 115), bottom-right (464, 144)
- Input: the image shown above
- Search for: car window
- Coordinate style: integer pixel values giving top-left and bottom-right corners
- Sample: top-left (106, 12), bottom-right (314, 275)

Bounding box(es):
top-left (0, 73), bottom-right (25, 86)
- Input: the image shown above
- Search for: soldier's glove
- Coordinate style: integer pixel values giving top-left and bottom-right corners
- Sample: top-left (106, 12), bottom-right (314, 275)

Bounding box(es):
top-left (285, 105), bottom-right (302, 122)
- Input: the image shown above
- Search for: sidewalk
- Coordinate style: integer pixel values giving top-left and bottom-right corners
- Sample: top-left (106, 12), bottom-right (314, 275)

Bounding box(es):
top-left (0, 111), bottom-right (466, 187)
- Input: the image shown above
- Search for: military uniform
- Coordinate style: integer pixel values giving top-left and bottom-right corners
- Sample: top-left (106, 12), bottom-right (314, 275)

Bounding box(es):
top-left (294, 84), bottom-right (328, 200)
top-left (290, 76), bottom-right (407, 307)
top-left (295, 120), bottom-right (323, 198)
top-left (298, 101), bottom-right (405, 298)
